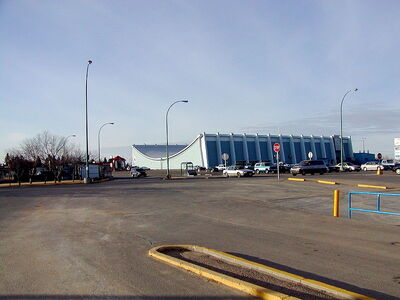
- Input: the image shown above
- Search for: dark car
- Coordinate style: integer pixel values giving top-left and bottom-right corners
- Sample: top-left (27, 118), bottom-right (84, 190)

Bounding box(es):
top-left (393, 164), bottom-right (400, 175)
top-left (130, 167), bottom-right (147, 178)
top-left (290, 160), bottom-right (328, 176)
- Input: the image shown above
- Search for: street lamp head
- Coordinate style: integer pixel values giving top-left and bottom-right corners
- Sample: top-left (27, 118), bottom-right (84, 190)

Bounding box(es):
top-left (354, 88), bottom-right (358, 92)
top-left (182, 100), bottom-right (189, 103)
top-left (110, 122), bottom-right (115, 125)
top-left (72, 134), bottom-right (76, 137)
top-left (88, 60), bottom-right (92, 64)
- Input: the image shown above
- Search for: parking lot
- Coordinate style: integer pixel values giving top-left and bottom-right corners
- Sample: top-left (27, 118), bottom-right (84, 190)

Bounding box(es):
top-left (0, 172), bottom-right (399, 299)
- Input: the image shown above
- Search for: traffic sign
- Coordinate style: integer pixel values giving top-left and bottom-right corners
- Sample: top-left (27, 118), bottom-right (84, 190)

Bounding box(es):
top-left (221, 153), bottom-right (230, 161)
top-left (377, 153), bottom-right (382, 160)
top-left (273, 143), bottom-right (280, 153)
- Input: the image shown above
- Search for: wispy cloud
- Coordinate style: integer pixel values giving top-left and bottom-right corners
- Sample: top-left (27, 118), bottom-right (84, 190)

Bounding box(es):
top-left (241, 107), bottom-right (400, 136)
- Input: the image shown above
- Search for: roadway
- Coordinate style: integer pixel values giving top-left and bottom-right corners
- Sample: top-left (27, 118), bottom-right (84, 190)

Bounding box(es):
top-left (0, 172), bottom-right (399, 299)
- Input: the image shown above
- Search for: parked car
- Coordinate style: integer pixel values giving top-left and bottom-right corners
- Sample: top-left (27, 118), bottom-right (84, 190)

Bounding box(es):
top-left (254, 162), bottom-right (274, 174)
top-left (360, 161), bottom-right (384, 171)
top-left (278, 162), bottom-right (292, 173)
top-left (290, 160), bottom-right (328, 176)
top-left (130, 167), bottom-right (147, 178)
top-left (194, 165), bottom-right (206, 171)
top-left (381, 160), bottom-right (395, 170)
top-left (216, 164), bottom-right (226, 171)
top-left (244, 162), bottom-right (255, 170)
top-left (335, 162), bottom-right (361, 172)
top-left (392, 163), bottom-right (400, 175)
top-left (223, 166), bottom-right (254, 178)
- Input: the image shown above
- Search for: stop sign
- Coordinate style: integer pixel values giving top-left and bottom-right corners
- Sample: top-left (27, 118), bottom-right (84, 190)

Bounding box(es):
top-left (273, 143), bottom-right (280, 153)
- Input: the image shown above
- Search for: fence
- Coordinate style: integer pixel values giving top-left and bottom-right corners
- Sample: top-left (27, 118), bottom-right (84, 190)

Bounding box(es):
top-left (348, 191), bottom-right (400, 219)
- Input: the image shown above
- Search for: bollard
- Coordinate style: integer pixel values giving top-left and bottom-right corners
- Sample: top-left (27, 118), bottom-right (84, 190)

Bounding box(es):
top-left (376, 168), bottom-right (383, 175)
top-left (333, 190), bottom-right (339, 217)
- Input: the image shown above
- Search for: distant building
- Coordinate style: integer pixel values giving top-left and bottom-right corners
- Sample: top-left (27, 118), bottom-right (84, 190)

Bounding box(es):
top-left (132, 133), bottom-right (354, 169)
top-left (110, 156), bottom-right (126, 170)
top-left (353, 152), bottom-right (375, 165)
top-left (395, 138), bottom-right (400, 161)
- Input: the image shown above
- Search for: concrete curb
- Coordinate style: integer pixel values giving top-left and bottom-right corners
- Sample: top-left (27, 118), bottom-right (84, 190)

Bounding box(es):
top-left (357, 184), bottom-right (388, 190)
top-left (0, 177), bottom-right (112, 188)
top-left (287, 178), bottom-right (305, 182)
top-left (317, 180), bottom-right (337, 185)
top-left (288, 177), bottom-right (393, 190)
top-left (149, 245), bottom-right (373, 300)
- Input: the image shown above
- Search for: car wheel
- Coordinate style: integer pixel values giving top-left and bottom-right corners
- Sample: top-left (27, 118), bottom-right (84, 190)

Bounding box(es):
top-left (292, 173), bottom-right (297, 176)
top-left (237, 172), bottom-right (241, 178)
top-left (363, 167), bottom-right (367, 171)
top-left (320, 172), bottom-right (324, 175)
top-left (396, 169), bottom-right (400, 175)
top-left (223, 172), bottom-right (228, 177)
top-left (256, 169), bottom-right (260, 174)
top-left (301, 171), bottom-right (306, 176)
top-left (310, 172), bottom-right (314, 175)
top-left (349, 169), bottom-right (353, 172)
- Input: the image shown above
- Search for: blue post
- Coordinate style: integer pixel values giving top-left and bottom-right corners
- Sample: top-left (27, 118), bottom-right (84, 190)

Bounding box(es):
top-left (376, 194), bottom-right (381, 212)
top-left (348, 192), bottom-right (352, 219)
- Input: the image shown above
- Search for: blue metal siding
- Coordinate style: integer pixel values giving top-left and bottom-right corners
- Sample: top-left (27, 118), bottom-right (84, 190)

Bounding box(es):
top-left (344, 143), bottom-right (350, 160)
top-left (304, 142), bottom-right (312, 155)
top-left (283, 142), bottom-right (292, 163)
top-left (315, 142), bottom-right (322, 158)
top-left (247, 141), bottom-right (257, 161)
top-left (294, 142), bottom-right (302, 162)
top-left (220, 141), bottom-right (232, 165)
top-left (206, 141), bottom-right (219, 167)
top-left (325, 143), bottom-right (332, 162)
top-left (234, 141), bottom-right (244, 161)
top-left (259, 142), bottom-right (269, 161)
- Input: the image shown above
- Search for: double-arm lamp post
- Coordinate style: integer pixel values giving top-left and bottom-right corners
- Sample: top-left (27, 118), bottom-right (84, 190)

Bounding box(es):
top-left (98, 122), bottom-right (114, 163)
top-left (165, 100), bottom-right (189, 179)
top-left (340, 88), bottom-right (358, 171)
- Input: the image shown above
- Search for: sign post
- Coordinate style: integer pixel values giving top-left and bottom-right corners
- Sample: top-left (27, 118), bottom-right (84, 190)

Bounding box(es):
top-left (377, 153), bottom-right (382, 161)
top-left (273, 143), bottom-right (281, 180)
top-left (221, 153), bottom-right (230, 169)
top-left (308, 152), bottom-right (313, 160)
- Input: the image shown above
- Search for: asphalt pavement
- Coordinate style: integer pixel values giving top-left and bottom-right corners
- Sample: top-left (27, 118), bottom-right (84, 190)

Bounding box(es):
top-left (0, 172), bottom-right (399, 299)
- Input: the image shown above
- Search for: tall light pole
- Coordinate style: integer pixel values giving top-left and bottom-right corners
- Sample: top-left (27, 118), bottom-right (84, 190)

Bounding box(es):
top-left (165, 100), bottom-right (189, 179)
top-left (84, 60), bottom-right (92, 184)
top-left (361, 137), bottom-right (366, 153)
top-left (340, 88), bottom-right (358, 171)
top-left (98, 122), bottom-right (114, 163)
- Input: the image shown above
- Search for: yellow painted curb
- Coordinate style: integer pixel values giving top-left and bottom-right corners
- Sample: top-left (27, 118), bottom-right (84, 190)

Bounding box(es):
top-left (0, 180), bottom-right (84, 188)
top-left (357, 184), bottom-right (388, 190)
top-left (317, 180), bottom-right (337, 185)
top-left (288, 178), bottom-right (305, 182)
top-left (149, 245), bottom-right (374, 300)
top-left (149, 245), bottom-right (297, 300)
top-left (0, 177), bottom-right (113, 188)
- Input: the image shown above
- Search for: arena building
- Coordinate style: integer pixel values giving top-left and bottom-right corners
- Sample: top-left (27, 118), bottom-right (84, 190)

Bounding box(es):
top-left (132, 133), bottom-right (354, 169)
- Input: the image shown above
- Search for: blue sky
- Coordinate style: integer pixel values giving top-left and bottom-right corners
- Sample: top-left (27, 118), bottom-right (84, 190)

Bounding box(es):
top-left (1, 0), bottom-right (400, 161)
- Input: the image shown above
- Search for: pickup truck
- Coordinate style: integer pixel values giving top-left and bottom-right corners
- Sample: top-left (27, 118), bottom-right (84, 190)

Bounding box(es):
top-left (254, 162), bottom-right (275, 174)
top-left (380, 160), bottom-right (395, 170)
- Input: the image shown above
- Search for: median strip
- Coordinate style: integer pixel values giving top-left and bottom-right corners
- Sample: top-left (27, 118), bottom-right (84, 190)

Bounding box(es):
top-left (149, 245), bottom-right (373, 300)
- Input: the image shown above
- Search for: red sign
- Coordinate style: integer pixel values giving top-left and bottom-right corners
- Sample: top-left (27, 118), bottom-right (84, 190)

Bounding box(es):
top-left (377, 153), bottom-right (382, 160)
top-left (273, 143), bottom-right (280, 153)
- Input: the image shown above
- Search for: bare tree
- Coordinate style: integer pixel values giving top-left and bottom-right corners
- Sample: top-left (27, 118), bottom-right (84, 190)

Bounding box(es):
top-left (7, 131), bottom-right (84, 183)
